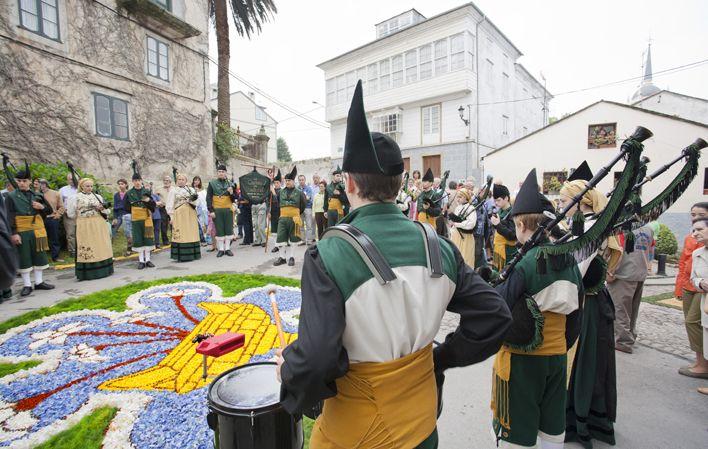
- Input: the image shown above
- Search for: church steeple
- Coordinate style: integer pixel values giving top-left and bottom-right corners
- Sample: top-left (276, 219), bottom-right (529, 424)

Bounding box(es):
top-left (643, 43), bottom-right (653, 82)
top-left (631, 41), bottom-right (661, 103)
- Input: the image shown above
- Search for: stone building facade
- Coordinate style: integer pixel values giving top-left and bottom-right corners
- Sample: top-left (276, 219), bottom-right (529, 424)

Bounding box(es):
top-left (0, 0), bottom-right (213, 185)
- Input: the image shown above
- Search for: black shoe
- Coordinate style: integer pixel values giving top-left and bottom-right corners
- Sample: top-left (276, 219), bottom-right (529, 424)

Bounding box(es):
top-left (271, 247), bottom-right (279, 253)
top-left (261, 243), bottom-right (266, 247)
top-left (206, 248), bottom-right (216, 252)
top-left (145, 261), bottom-right (155, 268)
top-left (216, 251), bottom-right (224, 258)
top-left (225, 250), bottom-right (234, 257)
top-left (34, 282), bottom-right (55, 290)
top-left (252, 243), bottom-right (261, 247)
top-left (20, 286), bottom-right (33, 297)
top-left (2, 290), bottom-right (11, 299)
top-left (288, 257), bottom-right (295, 266)
top-left (273, 257), bottom-right (287, 266)
top-left (138, 262), bottom-right (146, 270)
top-left (239, 242), bottom-right (249, 246)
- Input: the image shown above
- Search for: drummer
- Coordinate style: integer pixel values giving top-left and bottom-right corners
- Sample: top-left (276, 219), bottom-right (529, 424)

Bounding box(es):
top-left (276, 80), bottom-right (511, 448)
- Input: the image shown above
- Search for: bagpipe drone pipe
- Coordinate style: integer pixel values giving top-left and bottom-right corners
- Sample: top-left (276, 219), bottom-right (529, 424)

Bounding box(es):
top-left (2, 154), bottom-right (51, 211)
top-left (66, 161), bottom-right (111, 220)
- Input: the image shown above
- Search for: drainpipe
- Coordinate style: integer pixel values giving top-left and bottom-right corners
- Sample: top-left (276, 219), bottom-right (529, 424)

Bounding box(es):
top-left (475, 14), bottom-right (486, 181)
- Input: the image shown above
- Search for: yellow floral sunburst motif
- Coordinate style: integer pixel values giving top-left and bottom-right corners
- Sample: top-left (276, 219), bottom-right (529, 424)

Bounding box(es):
top-left (99, 302), bottom-right (297, 394)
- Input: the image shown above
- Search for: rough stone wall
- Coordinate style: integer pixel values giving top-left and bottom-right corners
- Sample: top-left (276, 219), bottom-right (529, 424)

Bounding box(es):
top-left (0, 0), bottom-right (212, 187)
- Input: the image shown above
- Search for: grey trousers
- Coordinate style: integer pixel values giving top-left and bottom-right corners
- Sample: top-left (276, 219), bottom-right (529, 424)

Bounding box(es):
top-left (302, 208), bottom-right (315, 242)
top-left (607, 279), bottom-right (644, 348)
top-left (63, 215), bottom-right (76, 255)
top-left (252, 202), bottom-right (267, 244)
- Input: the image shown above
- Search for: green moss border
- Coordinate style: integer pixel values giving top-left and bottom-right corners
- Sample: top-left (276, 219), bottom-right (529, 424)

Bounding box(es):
top-left (0, 360), bottom-right (42, 378)
top-left (34, 406), bottom-right (118, 449)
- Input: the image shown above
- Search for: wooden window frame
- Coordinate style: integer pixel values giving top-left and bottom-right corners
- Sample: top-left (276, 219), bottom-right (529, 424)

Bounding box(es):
top-left (93, 93), bottom-right (130, 141)
top-left (147, 35), bottom-right (170, 81)
top-left (18, 0), bottom-right (61, 42)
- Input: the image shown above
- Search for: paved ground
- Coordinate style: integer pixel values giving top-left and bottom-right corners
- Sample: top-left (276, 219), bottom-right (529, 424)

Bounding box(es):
top-left (1, 245), bottom-right (705, 448)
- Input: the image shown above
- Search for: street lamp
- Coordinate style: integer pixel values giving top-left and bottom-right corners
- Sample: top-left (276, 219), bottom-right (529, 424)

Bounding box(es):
top-left (458, 105), bottom-right (470, 126)
top-left (458, 104), bottom-right (473, 178)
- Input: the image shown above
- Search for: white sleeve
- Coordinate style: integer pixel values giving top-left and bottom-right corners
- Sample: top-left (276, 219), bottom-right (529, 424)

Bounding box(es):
top-left (166, 190), bottom-right (176, 216)
top-left (691, 252), bottom-right (704, 290)
top-left (65, 196), bottom-right (77, 219)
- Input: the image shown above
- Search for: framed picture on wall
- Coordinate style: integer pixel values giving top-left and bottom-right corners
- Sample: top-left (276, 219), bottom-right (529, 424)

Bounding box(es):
top-left (588, 123), bottom-right (617, 149)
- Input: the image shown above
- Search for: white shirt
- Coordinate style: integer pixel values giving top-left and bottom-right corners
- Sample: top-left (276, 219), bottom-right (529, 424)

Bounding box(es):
top-left (452, 203), bottom-right (477, 230)
top-left (59, 185), bottom-right (77, 218)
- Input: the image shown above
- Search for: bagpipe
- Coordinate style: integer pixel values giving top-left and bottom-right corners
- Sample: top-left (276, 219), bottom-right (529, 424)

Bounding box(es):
top-left (422, 170), bottom-right (451, 209)
top-left (2, 153), bottom-right (50, 211)
top-left (66, 161), bottom-right (111, 220)
top-left (173, 166), bottom-right (199, 207)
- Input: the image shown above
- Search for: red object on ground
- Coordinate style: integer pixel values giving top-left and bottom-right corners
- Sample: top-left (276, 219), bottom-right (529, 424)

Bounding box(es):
top-left (196, 332), bottom-right (246, 357)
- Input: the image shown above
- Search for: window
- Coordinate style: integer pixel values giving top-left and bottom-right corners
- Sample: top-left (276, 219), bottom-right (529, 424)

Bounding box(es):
top-left (467, 32), bottom-right (475, 71)
top-left (19, 0), bottom-right (60, 40)
top-left (419, 44), bottom-right (432, 80)
top-left (326, 78), bottom-right (336, 106)
top-left (405, 50), bottom-right (418, 83)
top-left (346, 71), bottom-right (356, 98)
top-left (149, 0), bottom-right (172, 11)
top-left (356, 67), bottom-right (366, 92)
top-left (486, 59), bottom-right (494, 85)
top-left (502, 72), bottom-right (509, 98)
top-left (391, 55), bottom-right (404, 88)
top-left (434, 39), bottom-right (448, 75)
top-left (372, 113), bottom-right (401, 141)
top-left (147, 36), bottom-right (169, 81)
top-left (379, 59), bottom-right (391, 91)
top-left (422, 105), bottom-right (440, 143)
top-left (450, 33), bottom-right (465, 70)
top-left (336, 74), bottom-right (346, 104)
top-left (255, 106), bottom-right (267, 121)
top-left (367, 63), bottom-right (379, 94)
top-left (502, 115), bottom-right (509, 136)
top-left (93, 94), bottom-right (129, 140)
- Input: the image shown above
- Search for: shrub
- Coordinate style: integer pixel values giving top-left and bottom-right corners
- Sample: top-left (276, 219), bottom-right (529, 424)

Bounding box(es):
top-left (0, 161), bottom-right (93, 191)
top-left (214, 123), bottom-right (241, 161)
top-left (655, 223), bottom-right (678, 256)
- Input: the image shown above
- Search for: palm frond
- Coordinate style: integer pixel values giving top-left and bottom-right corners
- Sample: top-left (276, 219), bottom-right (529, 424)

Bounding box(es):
top-left (228, 0), bottom-right (278, 38)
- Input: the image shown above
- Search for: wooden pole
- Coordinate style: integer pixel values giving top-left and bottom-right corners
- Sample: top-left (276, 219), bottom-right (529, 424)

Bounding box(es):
top-left (268, 288), bottom-right (287, 348)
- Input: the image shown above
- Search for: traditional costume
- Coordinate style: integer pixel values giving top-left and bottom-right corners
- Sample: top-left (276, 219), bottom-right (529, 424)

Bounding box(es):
top-left (75, 186), bottom-right (113, 280)
top-left (323, 166), bottom-right (348, 226)
top-left (492, 183), bottom-right (517, 271)
top-left (207, 164), bottom-right (236, 257)
top-left (273, 166), bottom-right (305, 267)
top-left (449, 189), bottom-right (477, 268)
top-left (126, 163), bottom-right (156, 269)
top-left (492, 169), bottom-right (583, 449)
top-left (170, 184), bottom-right (201, 262)
top-left (416, 168), bottom-right (440, 227)
top-left (5, 163), bottom-right (54, 296)
top-left (279, 80), bottom-right (512, 449)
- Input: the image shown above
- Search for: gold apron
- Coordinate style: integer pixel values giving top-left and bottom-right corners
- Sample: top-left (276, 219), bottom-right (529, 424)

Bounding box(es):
top-left (76, 215), bottom-right (113, 263)
top-left (311, 345), bottom-right (437, 449)
top-left (280, 206), bottom-right (303, 239)
top-left (451, 229), bottom-right (476, 268)
top-left (131, 206), bottom-right (154, 239)
top-left (416, 211), bottom-right (436, 227)
top-left (493, 233), bottom-right (516, 272)
top-left (212, 195), bottom-right (233, 209)
top-left (15, 215), bottom-right (49, 252)
top-left (172, 204), bottom-right (200, 243)
top-left (492, 312), bottom-right (567, 430)
top-left (327, 198), bottom-right (344, 216)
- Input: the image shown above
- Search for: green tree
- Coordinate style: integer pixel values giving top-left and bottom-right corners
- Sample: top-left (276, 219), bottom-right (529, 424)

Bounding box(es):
top-left (277, 137), bottom-right (292, 162)
top-left (655, 223), bottom-right (678, 256)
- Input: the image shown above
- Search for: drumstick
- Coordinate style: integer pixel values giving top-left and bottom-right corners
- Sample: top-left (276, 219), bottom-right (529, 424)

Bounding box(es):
top-left (267, 286), bottom-right (287, 348)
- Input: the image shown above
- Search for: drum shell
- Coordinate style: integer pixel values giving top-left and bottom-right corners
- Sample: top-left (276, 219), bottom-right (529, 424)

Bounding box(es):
top-left (207, 362), bottom-right (304, 449)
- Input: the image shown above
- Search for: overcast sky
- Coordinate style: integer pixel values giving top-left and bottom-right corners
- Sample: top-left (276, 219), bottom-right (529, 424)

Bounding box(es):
top-left (207, 0), bottom-right (708, 161)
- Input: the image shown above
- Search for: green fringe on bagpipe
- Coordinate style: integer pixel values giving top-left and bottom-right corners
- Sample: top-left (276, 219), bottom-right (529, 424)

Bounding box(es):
top-left (584, 256), bottom-right (608, 295)
top-left (536, 139), bottom-right (644, 263)
top-left (626, 151), bottom-right (700, 231)
top-left (504, 296), bottom-right (545, 353)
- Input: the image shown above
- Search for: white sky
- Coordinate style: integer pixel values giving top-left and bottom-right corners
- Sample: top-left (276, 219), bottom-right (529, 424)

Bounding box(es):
top-left (207, 0), bottom-right (708, 161)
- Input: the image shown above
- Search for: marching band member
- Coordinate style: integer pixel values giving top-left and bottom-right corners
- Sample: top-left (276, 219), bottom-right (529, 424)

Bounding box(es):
top-left (207, 163), bottom-right (237, 257)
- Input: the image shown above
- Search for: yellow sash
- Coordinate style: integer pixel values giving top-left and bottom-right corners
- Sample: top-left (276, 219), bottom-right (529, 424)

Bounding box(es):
top-left (491, 312), bottom-right (567, 430)
top-left (493, 233), bottom-right (516, 271)
top-left (15, 215), bottom-right (49, 253)
top-left (327, 198), bottom-right (344, 216)
top-left (280, 206), bottom-right (303, 239)
top-left (131, 206), bottom-right (154, 239)
top-left (212, 195), bottom-right (232, 209)
top-left (417, 211), bottom-right (436, 227)
top-left (311, 345), bottom-right (436, 449)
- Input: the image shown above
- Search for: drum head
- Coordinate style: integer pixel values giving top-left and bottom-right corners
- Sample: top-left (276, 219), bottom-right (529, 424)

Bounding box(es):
top-left (209, 362), bottom-right (281, 414)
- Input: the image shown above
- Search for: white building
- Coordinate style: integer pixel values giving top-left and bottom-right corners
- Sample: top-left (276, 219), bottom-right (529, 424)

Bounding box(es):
top-left (483, 100), bottom-right (708, 239)
top-left (210, 88), bottom-right (278, 162)
top-left (317, 3), bottom-right (550, 182)
top-left (633, 90), bottom-right (708, 126)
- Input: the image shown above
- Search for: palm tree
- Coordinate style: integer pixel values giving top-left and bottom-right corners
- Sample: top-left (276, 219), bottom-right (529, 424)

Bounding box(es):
top-left (211, 0), bottom-right (277, 129)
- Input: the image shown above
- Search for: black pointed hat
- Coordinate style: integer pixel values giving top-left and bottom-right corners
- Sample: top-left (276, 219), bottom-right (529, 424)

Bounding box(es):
top-left (422, 168), bottom-right (434, 183)
top-left (510, 169), bottom-right (555, 217)
top-left (273, 169), bottom-right (282, 182)
top-left (567, 160), bottom-right (593, 182)
top-left (216, 162), bottom-right (227, 171)
top-left (284, 165), bottom-right (297, 181)
top-left (493, 183), bottom-right (510, 199)
top-left (14, 160), bottom-right (30, 180)
top-left (332, 165), bottom-right (342, 175)
top-left (342, 80), bottom-right (404, 175)
top-left (131, 160), bottom-right (141, 181)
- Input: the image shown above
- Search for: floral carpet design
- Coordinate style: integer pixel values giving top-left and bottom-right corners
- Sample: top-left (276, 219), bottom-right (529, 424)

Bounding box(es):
top-left (0, 282), bottom-right (301, 448)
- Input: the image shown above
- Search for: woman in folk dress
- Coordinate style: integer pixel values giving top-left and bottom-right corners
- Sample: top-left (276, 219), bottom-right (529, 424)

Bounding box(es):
top-left (170, 173), bottom-right (201, 262)
top-left (449, 188), bottom-right (477, 267)
top-left (75, 178), bottom-right (113, 280)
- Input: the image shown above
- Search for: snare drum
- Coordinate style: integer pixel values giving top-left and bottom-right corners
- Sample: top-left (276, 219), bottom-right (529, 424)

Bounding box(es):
top-left (207, 362), bottom-right (304, 449)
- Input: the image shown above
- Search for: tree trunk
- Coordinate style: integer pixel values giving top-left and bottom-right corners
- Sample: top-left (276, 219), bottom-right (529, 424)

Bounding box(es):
top-left (214, 0), bottom-right (230, 127)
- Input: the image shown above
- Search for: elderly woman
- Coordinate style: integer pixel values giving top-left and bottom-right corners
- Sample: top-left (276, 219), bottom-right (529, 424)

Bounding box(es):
top-left (689, 218), bottom-right (708, 395)
top-left (449, 188), bottom-right (477, 267)
top-left (75, 178), bottom-right (113, 280)
top-left (559, 178), bottom-right (623, 448)
top-left (170, 173), bottom-right (201, 262)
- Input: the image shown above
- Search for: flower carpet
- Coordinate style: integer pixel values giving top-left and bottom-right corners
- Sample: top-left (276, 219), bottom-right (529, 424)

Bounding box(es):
top-left (0, 279), bottom-right (302, 448)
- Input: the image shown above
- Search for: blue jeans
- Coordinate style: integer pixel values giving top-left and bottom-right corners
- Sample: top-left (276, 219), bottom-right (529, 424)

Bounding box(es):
top-left (113, 214), bottom-right (132, 239)
top-left (153, 218), bottom-right (162, 246)
top-left (44, 217), bottom-right (61, 260)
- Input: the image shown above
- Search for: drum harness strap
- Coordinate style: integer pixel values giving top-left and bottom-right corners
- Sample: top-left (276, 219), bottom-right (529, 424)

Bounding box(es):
top-left (321, 222), bottom-right (443, 283)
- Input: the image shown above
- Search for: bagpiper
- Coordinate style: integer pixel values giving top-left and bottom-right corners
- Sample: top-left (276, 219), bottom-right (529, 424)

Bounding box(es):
top-left (416, 168), bottom-right (439, 227)
top-left (207, 163), bottom-right (237, 257)
top-left (126, 161), bottom-right (156, 269)
top-left (323, 165), bottom-right (348, 226)
top-left (273, 166), bottom-right (306, 267)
